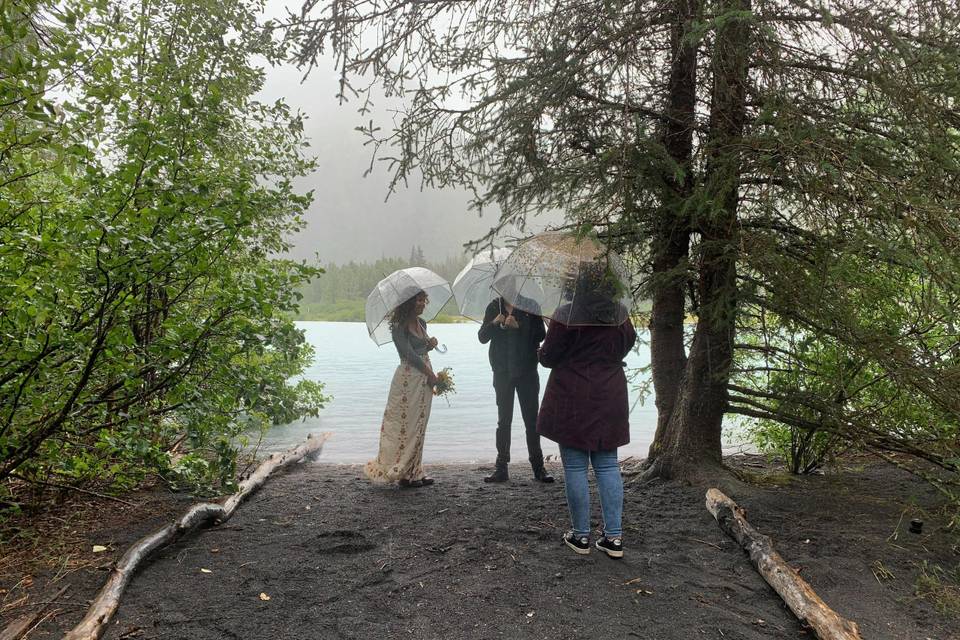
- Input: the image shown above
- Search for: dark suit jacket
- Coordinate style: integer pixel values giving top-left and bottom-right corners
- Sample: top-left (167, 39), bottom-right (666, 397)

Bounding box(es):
top-left (477, 297), bottom-right (546, 379)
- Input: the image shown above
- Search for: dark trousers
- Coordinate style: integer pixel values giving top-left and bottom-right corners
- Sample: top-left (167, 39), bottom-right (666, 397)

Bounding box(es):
top-left (492, 370), bottom-right (544, 468)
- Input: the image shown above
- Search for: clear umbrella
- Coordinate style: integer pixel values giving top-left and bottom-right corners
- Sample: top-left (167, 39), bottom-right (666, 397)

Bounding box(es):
top-left (451, 247), bottom-right (513, 322)
top-left (365, 267), bottom-right (453, 345)
top-left (492, 231), bottom-right (632, 326)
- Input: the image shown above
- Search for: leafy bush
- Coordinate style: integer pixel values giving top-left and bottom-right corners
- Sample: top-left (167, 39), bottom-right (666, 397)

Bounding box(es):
top-left (0, 0), bottom-right (328, 500)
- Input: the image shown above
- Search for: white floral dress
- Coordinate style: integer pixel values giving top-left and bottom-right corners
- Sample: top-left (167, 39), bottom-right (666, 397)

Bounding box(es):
top-left (365, 354), bottom-right (433, 483)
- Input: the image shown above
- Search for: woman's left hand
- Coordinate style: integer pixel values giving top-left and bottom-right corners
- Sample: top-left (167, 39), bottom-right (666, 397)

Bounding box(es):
top-left (428, 337), bottom-right (439, 349)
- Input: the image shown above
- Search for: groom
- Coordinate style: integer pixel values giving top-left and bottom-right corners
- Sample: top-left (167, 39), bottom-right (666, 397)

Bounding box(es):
top-left (478, 290), bottom-right (554, 484)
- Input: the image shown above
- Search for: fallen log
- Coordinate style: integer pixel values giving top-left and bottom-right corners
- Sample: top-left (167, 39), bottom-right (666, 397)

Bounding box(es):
top-left (63, 433), bottom-right (331, 640)
top-left (705, 488), bottom-right (862, 640)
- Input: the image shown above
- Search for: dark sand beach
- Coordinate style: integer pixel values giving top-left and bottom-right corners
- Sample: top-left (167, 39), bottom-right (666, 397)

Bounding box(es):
top-left (2, 457), bottom-right (958, 639)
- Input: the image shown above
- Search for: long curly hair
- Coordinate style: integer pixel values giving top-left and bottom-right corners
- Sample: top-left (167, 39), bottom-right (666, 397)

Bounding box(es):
top-left (389, 292), bottom-right (423, 332)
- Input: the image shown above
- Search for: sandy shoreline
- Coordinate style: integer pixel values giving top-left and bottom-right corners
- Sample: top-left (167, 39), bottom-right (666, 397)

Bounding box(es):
top-left (2, 457), bottom-right (958, 639)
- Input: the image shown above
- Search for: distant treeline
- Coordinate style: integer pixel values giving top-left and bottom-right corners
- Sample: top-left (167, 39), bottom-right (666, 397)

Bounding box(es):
top-left (294, 251), bottom-right (658, 323)
top-left (295, 250), bottom-right (470, 322)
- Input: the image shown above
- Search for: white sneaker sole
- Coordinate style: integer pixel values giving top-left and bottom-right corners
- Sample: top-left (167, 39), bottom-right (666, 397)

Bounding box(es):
top-left (595, 540), bottom-right (624, 558)
top-left (563, 536), bottom-right (590, 555)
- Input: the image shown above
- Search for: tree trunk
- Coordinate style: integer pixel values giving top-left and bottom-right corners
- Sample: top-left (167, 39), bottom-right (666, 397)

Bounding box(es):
top-left (646, 323), bottom-right (732, 479)
top-left (646, 0), bottom-right (699, 461)
top-left (646, 0), bottom-right (749, 480)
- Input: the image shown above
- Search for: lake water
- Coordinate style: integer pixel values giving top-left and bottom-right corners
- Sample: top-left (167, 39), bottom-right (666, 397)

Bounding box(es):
top-left (260, 321), bottom-right (658, 463)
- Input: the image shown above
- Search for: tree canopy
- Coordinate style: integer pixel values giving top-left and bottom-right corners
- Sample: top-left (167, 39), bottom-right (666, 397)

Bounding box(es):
top-left (288, 0), bottom-right (960, 495)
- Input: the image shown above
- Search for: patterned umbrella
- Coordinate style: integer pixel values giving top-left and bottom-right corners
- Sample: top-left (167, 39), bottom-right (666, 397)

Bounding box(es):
top-left (451, 248), bottom-right (513, 322)
top-left (365, 267), bottom-right (453, 345)
top-left (492, 231), bottom-right (632, 326)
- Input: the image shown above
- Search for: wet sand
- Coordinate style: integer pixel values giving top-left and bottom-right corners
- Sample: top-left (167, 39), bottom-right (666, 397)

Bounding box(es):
top-left (2, 457), bottom-right (958, 639)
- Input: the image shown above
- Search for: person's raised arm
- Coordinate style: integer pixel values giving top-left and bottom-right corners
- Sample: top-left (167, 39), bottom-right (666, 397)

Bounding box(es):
top-left (421, 318), bottom-right (439, 351)
top-left (478, 301), bottom-right (502, 344)
top-left (537, 319), bottom-right (575, 369)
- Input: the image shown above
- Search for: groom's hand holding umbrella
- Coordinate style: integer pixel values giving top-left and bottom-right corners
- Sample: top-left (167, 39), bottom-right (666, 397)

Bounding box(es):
top-left (503, 315), bottom-right (519, 330)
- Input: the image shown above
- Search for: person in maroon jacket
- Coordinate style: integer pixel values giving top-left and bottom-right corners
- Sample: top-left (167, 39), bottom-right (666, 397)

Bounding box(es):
top-left (537, 289), bottom-right (636, 558)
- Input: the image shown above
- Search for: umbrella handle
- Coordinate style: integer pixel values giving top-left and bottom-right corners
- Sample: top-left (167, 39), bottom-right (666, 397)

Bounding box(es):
top-left (434, 343), bottom-right (448, 354)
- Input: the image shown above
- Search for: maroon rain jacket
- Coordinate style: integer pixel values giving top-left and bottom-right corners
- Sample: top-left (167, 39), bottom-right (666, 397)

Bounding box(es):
top-left (536, 318), bottom-right (637, 451)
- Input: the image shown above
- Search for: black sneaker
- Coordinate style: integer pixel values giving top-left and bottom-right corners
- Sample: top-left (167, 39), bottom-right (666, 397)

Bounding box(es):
top-left (595, 536), bottom-right (624, 558)
top-left (563, 531), bottom-right (590, 555)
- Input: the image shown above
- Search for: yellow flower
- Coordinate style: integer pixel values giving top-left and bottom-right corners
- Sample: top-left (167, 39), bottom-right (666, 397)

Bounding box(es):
top-left (433, 367), bottom-right (456, 399)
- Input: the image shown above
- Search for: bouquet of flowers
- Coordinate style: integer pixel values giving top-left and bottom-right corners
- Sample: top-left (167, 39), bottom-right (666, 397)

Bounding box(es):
top-left (433, 367), bottom-right (456, 401)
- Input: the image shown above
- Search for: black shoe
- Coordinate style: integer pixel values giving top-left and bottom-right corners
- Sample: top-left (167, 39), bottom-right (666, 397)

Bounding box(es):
top-left (533, 467), bottom-right (555, 483)
top-left (595, 536), bottom-right (624, 559)
top-left (483, 467), bottom-right (509, 483)
top-left (419, 477), bottom-right (435, 486)
top-left (563, 531), bottom-right (590, 555)
top-left (398, 479), bottom-right (424, 489)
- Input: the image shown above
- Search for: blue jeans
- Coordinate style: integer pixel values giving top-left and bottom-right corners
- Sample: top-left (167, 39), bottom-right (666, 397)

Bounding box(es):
top-left (559, 446), bottom-right (623, 539)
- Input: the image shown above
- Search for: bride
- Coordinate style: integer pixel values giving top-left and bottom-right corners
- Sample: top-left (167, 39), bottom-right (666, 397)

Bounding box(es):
top-left (364, 290), bottom-right (439, 488)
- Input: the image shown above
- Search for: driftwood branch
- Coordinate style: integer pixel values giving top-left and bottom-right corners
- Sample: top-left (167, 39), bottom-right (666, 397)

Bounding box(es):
top-left (705, 488), bottom-right (862, 640)
top-left (62, 433), bottom-right (331, 640)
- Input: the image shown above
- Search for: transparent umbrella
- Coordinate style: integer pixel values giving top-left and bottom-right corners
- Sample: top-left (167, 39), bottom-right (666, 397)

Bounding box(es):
top-left (451, 247), bottom-right (513, 322)
top-left (492, 231), bottom-right (632, 326)
top-left (365, 267), bottom-right (453, 345)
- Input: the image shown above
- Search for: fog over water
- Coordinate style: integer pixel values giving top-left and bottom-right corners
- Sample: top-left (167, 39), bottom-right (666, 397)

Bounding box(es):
top-left (259, 1), bottom-right (561, 266)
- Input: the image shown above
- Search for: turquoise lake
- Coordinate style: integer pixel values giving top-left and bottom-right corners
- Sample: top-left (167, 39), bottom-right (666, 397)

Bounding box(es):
top-left (261, 321), bottom-right (661, 463)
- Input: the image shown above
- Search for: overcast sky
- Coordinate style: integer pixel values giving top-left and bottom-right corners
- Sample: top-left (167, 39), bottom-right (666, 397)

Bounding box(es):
top-left (258, 1), bottom-right (558, 266)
